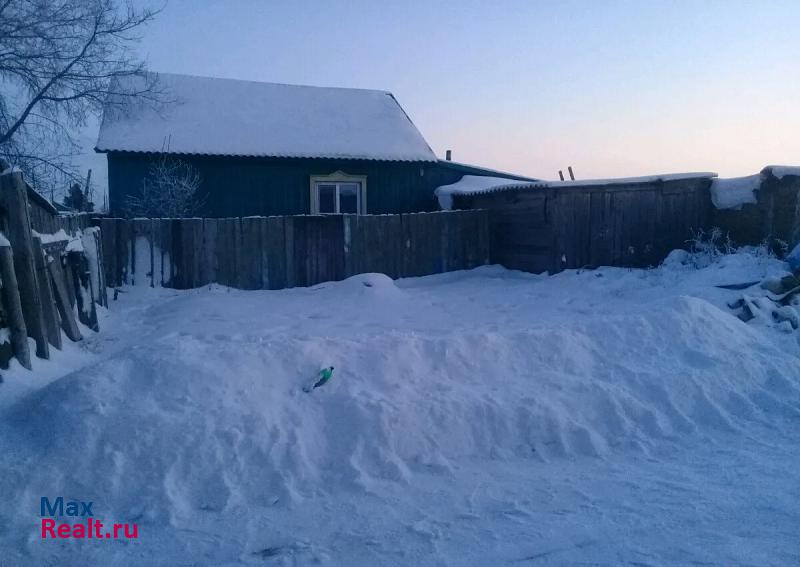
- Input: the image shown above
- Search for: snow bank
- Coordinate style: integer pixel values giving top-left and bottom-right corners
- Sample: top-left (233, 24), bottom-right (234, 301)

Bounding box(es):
top-left (1, 253), bottom-right (799, 564)
top-left (710, 174), bottom-right (761, 209)
top-left (8, 292), bottom-right (797, 520)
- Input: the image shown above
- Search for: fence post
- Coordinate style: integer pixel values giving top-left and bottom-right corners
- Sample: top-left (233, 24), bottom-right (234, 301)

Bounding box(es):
top-left (0, 241), bottom-right (31, 369)
top-left (32, 236), bottom-right (62, 350)
top-left (1, 171), bottom-right (49, 359)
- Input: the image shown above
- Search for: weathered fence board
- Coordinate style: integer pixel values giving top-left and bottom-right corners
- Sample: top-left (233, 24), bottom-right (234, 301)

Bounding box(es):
top-left (239, 217), bottom-right (263, 290)
top-left (97, 210), bottom-right (489, 292)
top-left (0, 169), bottom-right (104, 371)
top-left (201, 218), bottom-right (218, 286)
top-left (457, 177), bottom-right (714, 274)
top-left (132, 219), bottom-right (153, 287)
top-left (292, 215), bottom-right (345, 287)
top-left (0, 244), bottom-right (31, 369)
top-left (2, 172), bottom-right (49, 359)
top-left (343, 214), bottom-right (402, 279)
top-left (32, 236), bottom-right (62, 351)
top-left (262, 216), bottom-right (287, 290)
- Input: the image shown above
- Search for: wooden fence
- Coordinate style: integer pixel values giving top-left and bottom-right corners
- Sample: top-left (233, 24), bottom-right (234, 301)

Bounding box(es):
top-left (96, 210), bottom-right (490, 290)
top-left (712, 167), bottom-right (800, 248)
top-left (0, 171), bottom-right (105, 370)
top-left (453, 176), bottom-right (714, 274)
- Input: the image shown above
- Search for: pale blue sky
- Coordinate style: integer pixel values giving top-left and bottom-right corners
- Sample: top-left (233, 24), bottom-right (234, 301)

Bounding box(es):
top-left (101, 0), bottom-right (800, 179)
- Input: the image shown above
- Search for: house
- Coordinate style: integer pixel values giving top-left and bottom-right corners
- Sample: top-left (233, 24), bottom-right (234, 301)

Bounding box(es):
top-left (95, 73), bottom-right (534, 217)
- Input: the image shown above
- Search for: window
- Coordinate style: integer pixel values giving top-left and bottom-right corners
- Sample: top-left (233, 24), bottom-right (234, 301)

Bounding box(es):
top-left (310, 172), bottom-right (367, 214)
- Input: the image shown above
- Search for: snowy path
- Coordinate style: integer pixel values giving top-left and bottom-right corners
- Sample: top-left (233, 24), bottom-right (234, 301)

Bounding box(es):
top-left (1, 253), bottom-right (799, 565)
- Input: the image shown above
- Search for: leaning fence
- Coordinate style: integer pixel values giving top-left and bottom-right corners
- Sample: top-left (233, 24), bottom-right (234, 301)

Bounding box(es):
top-left (96, 210), bottom-right (491, 290)
top-left (0, 170), bottom-right (105, 371)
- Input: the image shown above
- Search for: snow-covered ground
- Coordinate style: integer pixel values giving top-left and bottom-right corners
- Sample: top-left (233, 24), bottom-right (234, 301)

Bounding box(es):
top-left (1, 251), bottom-right (799, 566)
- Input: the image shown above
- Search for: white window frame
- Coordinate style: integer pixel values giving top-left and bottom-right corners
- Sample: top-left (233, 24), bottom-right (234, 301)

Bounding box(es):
top-left (310, 171), bottom-right (367, 214)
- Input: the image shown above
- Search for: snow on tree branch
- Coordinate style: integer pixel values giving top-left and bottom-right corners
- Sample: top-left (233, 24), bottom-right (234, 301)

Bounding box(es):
top-left (0, 0), bottom-right (163, 196)
top-left (124, 154), bottom-right (205, 218)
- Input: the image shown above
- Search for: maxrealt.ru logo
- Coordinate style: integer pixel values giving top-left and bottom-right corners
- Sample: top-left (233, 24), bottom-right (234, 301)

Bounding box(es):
top-left (40, 497), bottom-right (139, 540)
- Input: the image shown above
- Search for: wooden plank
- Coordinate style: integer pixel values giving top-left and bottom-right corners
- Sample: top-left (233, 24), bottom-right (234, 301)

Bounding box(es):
top-left (47, 252), bottom-right (81, 342)
top-left (283, 216), bottom-right (296, 288)
top-left (153, 219), bottom-right (170, 287)
top-left (342, 215), bottom-right (357, 278)
top-left (2, 171), bottom-right (49, 359)
top-left (174, 218), bottom-right (203, 289)
top-left (67, 251), bottom-right (99, 332)
top-left (32, 237), bottom-right (62, 350)
top-left (85, 228), bottom-right (108, 305)
top-left (214, 218), bottom-right (234, 287)
top-left (155, 219), bottom-right (173, 287)
top-left (551, 191), bottom-right (569, 272)
top-left (190, 218), bottom-right (204, 288)
top-left (131, 219), bottom-right (153, 287)
top-left (0, 244), bottom-right (31, 369)
top-left (345, 214), bottom-right (402, 279)
top-left (116, 219), bottom-right (131, 286)
top-left (239, 217), bottom-right (263, 289)
top-left (263, 216), bottom-right (286, 290)
top-left (476, 210), bottom-right (491, 267)
top-left (201, 218), bottom-right (218, 286)
top-left (577, 191), bottom-right (592, 268)
top-left (405, 212), bottom-right (430, 277)
top-left (100, 218), bottom-right (118, 289)
top-left (169, 219), bottom-right (186, 289)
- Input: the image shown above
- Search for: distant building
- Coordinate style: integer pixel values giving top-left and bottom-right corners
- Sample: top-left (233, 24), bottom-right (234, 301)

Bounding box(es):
top-left (96, 73), bottom-right (534, 217)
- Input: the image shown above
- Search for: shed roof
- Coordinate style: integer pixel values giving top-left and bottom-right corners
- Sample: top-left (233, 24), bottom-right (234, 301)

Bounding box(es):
top-left (96, 73), bottom-right (437, 162)
top-left (435, 172), bottom-right (718, 209)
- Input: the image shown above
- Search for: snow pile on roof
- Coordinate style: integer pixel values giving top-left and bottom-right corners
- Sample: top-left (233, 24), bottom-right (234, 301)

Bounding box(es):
top-left (96, 73), bottom-right (436, 162)
top-left (765, 165), bottom-right (800, 179)
top-left (1, 252), bottom-right (799, 564)
top-left (542, 171), bottom-right (717, 187)
top-left (435, 172), bottom-right (718, 210)
top-left (710, 174), bottom-right (761, 210)
top-left (435, 175), bottom-right (536, 209)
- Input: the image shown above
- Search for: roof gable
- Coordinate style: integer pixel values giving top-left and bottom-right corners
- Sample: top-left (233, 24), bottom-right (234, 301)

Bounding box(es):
top-left (96, 73), bottom-right (436, 162)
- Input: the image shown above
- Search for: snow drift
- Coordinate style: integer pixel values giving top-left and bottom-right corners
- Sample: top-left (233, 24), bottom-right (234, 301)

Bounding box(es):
top-left (1, 258), bottom-right (799, 565)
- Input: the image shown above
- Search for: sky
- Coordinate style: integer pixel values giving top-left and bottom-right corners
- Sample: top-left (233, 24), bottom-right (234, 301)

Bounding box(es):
top-left (83, 0), bottom-right (800, 185)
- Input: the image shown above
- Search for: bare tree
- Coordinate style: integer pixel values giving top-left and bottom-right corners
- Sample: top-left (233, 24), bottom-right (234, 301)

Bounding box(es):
top-left (0, 0), bottom-right (162, 197)
top-left (125, 153), bottom-right (205, 218)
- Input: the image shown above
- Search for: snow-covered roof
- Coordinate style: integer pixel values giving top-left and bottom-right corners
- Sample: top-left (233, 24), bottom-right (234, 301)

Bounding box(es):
top-left (96, 73), bottom-right (437, 162)
top-left (710, 175), bottom-right (760, 210)
top-left (435, 172), bottom-right (718, 210)
top-left (710, 166), bottom-right (800, 210)
top-left (764, 165), bottom-right (800, 179)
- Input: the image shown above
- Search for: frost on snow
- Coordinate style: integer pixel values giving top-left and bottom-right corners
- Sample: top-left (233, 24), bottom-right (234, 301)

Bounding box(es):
top-left (1, 252), bottom-right (799, 565)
